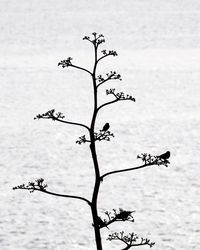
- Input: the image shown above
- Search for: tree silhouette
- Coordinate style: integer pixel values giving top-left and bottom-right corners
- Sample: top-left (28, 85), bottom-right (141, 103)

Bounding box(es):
top-left (13, 33), bottom-right (170, 250)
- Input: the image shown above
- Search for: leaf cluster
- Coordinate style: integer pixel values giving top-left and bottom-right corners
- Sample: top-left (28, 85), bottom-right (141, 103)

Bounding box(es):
top-left (97, 208), bottom-right (134, 229)
top-left (13, 178), bottom-right (47, 193)
top-left (76, 129), bottom-right (115, 145)
top-left (58, 57), bottom-right (73, 68)
top-left (76, 135), bottom-right (90, 144)
top-left (34, 109), bottom-right (65, 120)
top-left (101, 49), bottom-right (118, 57)
top-left (137, 153), bottom-right (170, 167)
top-left (106, 88), bottom-right (136, 102)
top-left (107, 231), bottom-right (155, 249)
top-left (83, 32), bottom-right (105, 47)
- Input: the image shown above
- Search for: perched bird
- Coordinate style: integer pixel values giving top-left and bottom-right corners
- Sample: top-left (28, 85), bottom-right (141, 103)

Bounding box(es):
top-left (157, 151), bottom-right (170, 160)
top-left (115, 210), bottom-right (134, 221)
top-left (102, 122), bottom-right (110, 132)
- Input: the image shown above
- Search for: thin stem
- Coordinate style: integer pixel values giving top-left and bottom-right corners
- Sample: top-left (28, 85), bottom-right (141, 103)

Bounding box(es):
top-left (97, 54), bottom-right (110, 64)
top-left (70, 64), bottom-right (92, 76)
top-left (96, 75), bottom-right (113, 88)
top-left (123, 242), bottom-right (152, 249)
top-left (34, 188), bottom-right (92, 206)
top-left (97, 99), bottom-right (119, 111)
top-left (53, 117), bottom-right (90, 132)
top-left (97, 97), bottom-right (135, 113)
top-left (101, 163), bottom-right (154, 180)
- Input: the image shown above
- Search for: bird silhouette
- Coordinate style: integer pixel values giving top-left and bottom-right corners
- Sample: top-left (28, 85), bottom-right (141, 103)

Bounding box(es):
top-left (157, 151), bottom-right (170, 160)
top-left (115, 210), bottom-right (134, 221)
top-left (102, 122), bottom-right (110, 132)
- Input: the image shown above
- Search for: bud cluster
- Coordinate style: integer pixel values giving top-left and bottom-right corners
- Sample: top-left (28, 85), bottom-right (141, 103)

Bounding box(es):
top-left (107, 231), bottom-right (155, 248)
top-left (83, 33), bottom-right (105, 46)
top-left (137, 153), bottom-right (170, 167)
top-left (13, 178), bottom-right (48, 193)
top-left (106, 88), bottom-right (136, 102)
top-left (58, 57), bottom-right (73, 68)
top-left (34, 109), bottom-right (65, 120)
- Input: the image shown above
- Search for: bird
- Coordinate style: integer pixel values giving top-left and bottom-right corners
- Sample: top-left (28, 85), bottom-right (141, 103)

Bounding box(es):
top-left (115, 210), bottom-right (134, 221)
top-left (102, 122), bottom-right (110, 132)
top-left (157, 151), bottom-right (170, 160)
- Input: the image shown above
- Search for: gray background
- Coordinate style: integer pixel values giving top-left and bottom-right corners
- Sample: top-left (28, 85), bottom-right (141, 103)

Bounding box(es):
top-left (0, 0), bottom-right (200, 249)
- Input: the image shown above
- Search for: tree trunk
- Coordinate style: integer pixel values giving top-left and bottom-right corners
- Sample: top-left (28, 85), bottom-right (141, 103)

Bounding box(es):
top-left (90, 138), bottom-right (103, 250)
top-left (91, 205), bottom-right (103, 250)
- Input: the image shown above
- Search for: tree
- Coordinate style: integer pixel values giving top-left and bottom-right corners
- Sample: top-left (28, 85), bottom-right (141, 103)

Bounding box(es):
top-left (13, 33), bottom-right (170, 250)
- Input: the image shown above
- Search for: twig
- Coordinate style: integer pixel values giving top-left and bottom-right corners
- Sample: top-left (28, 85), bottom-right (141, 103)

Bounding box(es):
top-left (100, 163), bottom-right (153, 180)
top-left (58, 57), bottom-right (92, 76)
top-left (101, 153), bottom-right (170, 180)
top-left (96, 71), bottom-right (122, 88)
top-left (13, 179), bottom-right (91, 206)
top-left (34, 109), bottom-right (90, 132)
top-left (107, 231), bottom-right (155, 249)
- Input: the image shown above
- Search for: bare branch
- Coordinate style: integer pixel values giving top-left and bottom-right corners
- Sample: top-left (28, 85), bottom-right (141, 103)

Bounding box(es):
top-left (97, 49), bottom-right (118, 63)
top-left (97, 98), bottom-right (119, 111)
top-left (70, 64), bottom-right (93, 75)
top-left (97, 88), bottom-right (135, 112)
top-left (97, 92), bottom-right (135, 113)
top-left (34, 109), bottom-right (90, 132)
top-left (101, 153), bottom-right (170, 180)
top-left (101, 163), bottom-right (153, 180)
top-left (96, 71), bottom-right (122, 88)
top-left (58, 57), bottom-right (92, 76)
top-left (13, 179), bottom-right (91, 206)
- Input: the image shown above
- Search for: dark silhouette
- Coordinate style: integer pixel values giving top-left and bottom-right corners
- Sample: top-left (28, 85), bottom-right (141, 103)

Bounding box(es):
top-left (96, 216), bottom-right (109, 229)
top-left (13, 33), bottom-right (170, 250)
top-left (102, 122), bottom-right (110, 132)
top-left (158, 151), bottom-right (170, 160)
top-left (115, 210), bottom-right (135, 221)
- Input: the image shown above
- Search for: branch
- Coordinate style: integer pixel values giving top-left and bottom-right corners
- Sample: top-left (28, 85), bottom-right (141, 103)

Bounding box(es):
top-left (94, 129), bottom-right (115, 142)
top-left (97, 98), bottom-right (119, 111)
top-left (83, 32), bottom-right (105, 48)
top-left (97, 88), bottom-right (135, 112)
top-left (101, 163), bottom-right (153, 180)
top-left (70, 64), bottom-right (93, 75)
top-left (76, 135), bottom-right (91, 144)
top-left (76, 128), bottom-right (115, 145)
top-left (101, 153), bottom-right (170, 180)
top-left (13, 178), bottom-right (91, 206)
top-left (107, 231), bottom-right (155, 249)
top-left (97, 208), bottom-right (135, 229)
top-left (58, 57), bottom-right (92, 76)
top-left (96, 71), bottom-right (122, 88)
top-left (34, 109), bottom-right (90, 132)
top-left (97, 49), bottom-right (118, 64)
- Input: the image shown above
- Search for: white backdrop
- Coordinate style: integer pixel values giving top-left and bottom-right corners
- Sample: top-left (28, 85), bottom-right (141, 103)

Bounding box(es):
top-left (0, 1), bottom-right (200, 249)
